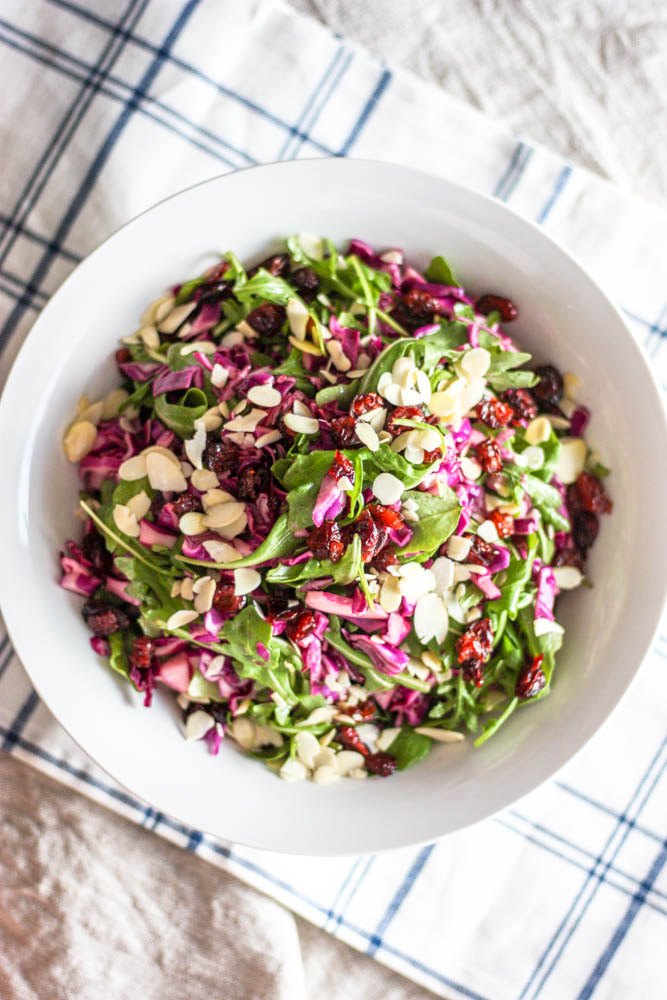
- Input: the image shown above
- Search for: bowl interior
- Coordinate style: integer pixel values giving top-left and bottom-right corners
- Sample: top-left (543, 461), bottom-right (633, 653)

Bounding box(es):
top-left (1, 159), bottom-right (665, 854)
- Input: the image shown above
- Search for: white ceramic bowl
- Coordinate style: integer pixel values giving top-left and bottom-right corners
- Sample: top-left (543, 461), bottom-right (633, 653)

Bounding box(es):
top-left (1, 159), bottom-right (665, 855)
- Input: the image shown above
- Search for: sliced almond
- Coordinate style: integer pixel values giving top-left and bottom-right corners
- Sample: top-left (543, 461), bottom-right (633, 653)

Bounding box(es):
top-left (355, 421), bottom-right (380, 452)
top-left (141, 445), bottom-right (182, 468)
top-left (157, 300), bottom-right (197, 334)
top-left (203, 501), bottom-right (246, 529)
top-left (414, 592), bottom-right (448, 643)
top-left (525, 416), bottom-right (551, 445)
top-left (416, 427), bottom-right (441, 453)
top-left (522, 445), bottom-right (544, 470)
top-left (179, 512), bottom-right (207, 536)
top-left (194, 577), bottom-right (217, 614)
top-left (184, 421), bottom-right (207, 470)
top-left (280, 758), bottom-right (308, 782)
top-left (295, 731), bottom-right (320, 769)
top-left (180, 576), bottom-right (195, 601)
top-left (167, 609), bottom-right (199, 630)
top-left (233, 567), bottom-right (261, 595)
top-left (247, 384), bottom-right (282, 408)
top-left (534, 618), bottom-right (565, 637)
top-left (287, 297), bottom-right (309, 340)
top-left (460, 457), bottom-right (482, 480)
top-left (113, 503), bottom-right (140, 537)
top-left (414, 726), bottom-right (465, 743)
top-left (127, 490), bottom-right (151, 521)
top-left (256, 429), bottom-right (283, 448)
top-left (230, 716), bottom-right (256, 750)
top-left (335, 750), bottom-right (366, 776)
top-left (76, 400), bottom-right (104, 425)
top-left (379, 575), bottom-right (402, 613)
top-left (460, 377), bottom-right (486, 413)
top-left (185, 710), bottom-right (214, 742)
top-left (477, 519), bottom-right (500, 543)
top-left (145, 452), bottom-right (188, 492)
top-left (142, 294), bottom-right (174, 325)
top-left (284, 413), bottom-right (320, 435)
top-left (326, 339), bottom-right (352, 372)
top-left (313, 765), bottom-right (340, 785)
top-left (461, 348), bottom-right (491, 380)
top-left (101, 388), bottom-right (129, 420)
top-left (199, 409), bottom-right (223, 432)
top-left (214, 510), bottom-right (248, 540)
top-left (553, 566), bottom-right (584, 590)
top-left (225, 408), bottom-right (266, 433)
top-left (404, 444), bottom-right (425, 465)
top-left (288, 336), bottom-right (323, 356)
top-left (556, 437), bottom-right (587, 484)
top-left (202, 540), bottom-right (241, 562)
top-left (180, 340), bottom-right (216, 356)
top-left (63, 420), bottom-right (97, 462)
top-left (211, 363), bottom-right (229, 389)
top-left (202, 488), bottom-right (234, 512)
top-left (191, 468), bottom-right (219, 490)
top-left (372, 472), bottom-right (404, 505)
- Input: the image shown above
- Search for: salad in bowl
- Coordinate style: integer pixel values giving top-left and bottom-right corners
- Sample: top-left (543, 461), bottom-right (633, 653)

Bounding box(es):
top-left (60, 235), bottom-right (612, 784)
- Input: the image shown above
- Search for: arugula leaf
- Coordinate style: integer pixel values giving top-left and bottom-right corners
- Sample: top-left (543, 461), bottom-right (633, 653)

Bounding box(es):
top-left (488, 369), bottom-right (539, 392)
top-left (424, 254), bottom-right (458, 287)
top-left (485, 535), bottom-right (538, 619)
top-left (175, 275), bottom-right (207, 305)
top-left (177, 513), bottom-right (298, 570)
top-left (387, 727), bottom-right (432, 770)
top-left (234, 269), bottom-right (296, 306)
top-left (225, 250), bottom-right (247, 288)
top-left (108, 631), bottom-right (131, 680)
top-left (362, 444), bottom-right (441, 491)
top-left (154, 387), bottom-right (208, 438)
top-left (358, 324), bottom-right (466, 395)
top-left (188, 670), bottom-right (224, 701)
top-left (474, 697), bottom-right (519, 747)
top-left (266, 534), bottom-right (364, 587)
top-left (487, 349), bottom-right (532, 373)
top-left (220, 605), bottom-right (296, 705)
top-left (397, 489), bottom-right (461, 559)
top-left (315, 380), bottom-right (359, 408)
top-left (505, 467), bottom-right (570, 531)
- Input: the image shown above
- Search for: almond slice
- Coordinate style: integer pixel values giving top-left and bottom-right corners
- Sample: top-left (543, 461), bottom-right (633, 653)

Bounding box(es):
top-left (179, 512), bottom-right (207, 536)
top-left (247, 384), bottom-right (282, 408)
top-left (211, 363), bottom-right (229, 389)
top-left (127, 490), bottom-right (151, 521)
top-left (204, 501), bottom-right (246, 529)
top-left (166, 609), bottom-right (198, 630)
top-left (233, 567), bottom-right (261, 595)
top-left (184, 421), bottom-right (207, 470)
top-left (295, 731), bottom-right (320, 769)
top-left (256, 429), bottom-right (283, 447)
top-left (142, 294), bottom-right (174, 325)
top-left (372, 472), bottom-right (404, 505)
top-left (287, 297), bottom-right (309, 340)
top-left (191, 468), bottom-right (219, 491)
top-left (202, 539), bottom-right (241, 562)
top-left (157, 300), bottom-right (197, 334)
top-left (460, 347), bottom-right (491, 380)
top-left (414, 727), bottom-right (465, 743)
top-left (185, 710), bottom-right (214, 741)
top-left (101, 388), bottom-right (129, 420)
top-left (355, 421), bottom-right (379, 452)
top-left (112, 503), bottom-right (140, 538)
top-left (194, 577), bottom-right (217, 614)
top-left (283, 413), bottom-right (320, 435)
top-left (63, 421), bottom-right (97, 463)
top-left (145, 452), bottom-right (188, 492)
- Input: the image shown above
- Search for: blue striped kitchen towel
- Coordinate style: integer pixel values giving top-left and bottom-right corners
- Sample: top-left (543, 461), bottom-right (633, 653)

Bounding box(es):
top-left (0, 2), bottom-right (666, 998)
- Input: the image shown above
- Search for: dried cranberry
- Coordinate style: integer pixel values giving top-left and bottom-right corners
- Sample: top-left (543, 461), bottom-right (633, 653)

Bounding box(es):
top-left (490, 510), bottom-right (514, 539)
top-left (130, 635), bottom-right (155, 672)
top-left (467, 535), bottom-right (496, 567)
top-left (285, 609), bottom-right (317, 642)
top-left (204, 439), bottom-right (238, 479)
top-left (553, 548), bottom-right (584, 571)
top-left (237, 463), bottom-right (270, 502)
top-left (372, 545), bottom-right (398, 571)
top-left (250, 253), bottom-right (290, 278)
top-left (198, 280), bottom-right (233, 305)
top-left (349, 392), bottom-right (384, 418)
top-left (461, 658), bottom-right (484, 687)
top-left (567, 472), bottom-right (612, 515)
top-left (348, 509), bottom-right (381, 563)
top-left (368, 503), bottom-right (406, 531)
top-left (476, 439), bottom-right (503, 474)
top-left (338, 725), bottom-right (369, 756)
top-left (532, 365), bottom-right (563, 407)
top-left (82, 532), bottom-right (112, 576)
top-left (212, 583), bottom-right (246, 616)
top-left (82, 599), bottom-right (130, 637)
top-left (291, 266), bottom-right (319, 300)
top-left (476, 294), bottom-right (518, 322)
top-left (516, 654), bottom-right (546, 698)
top-left (502, 388), bottom-right (537, 424)
top-left (391, 288), bottom-right (438, 331)
top-left (456, 618), bottom-right (494, 664)
top-left (338, 699), bottom-right (376, 722)
top-left (477, 397), bottom-right (514, 429)
top-left (366, 752), bottom-right (397, 777)
top-left (572, 510), bottom-right (599, 553)
top-left (331, 415), bottom-right (358, 448)
top-left (329, 450), bottom-right (354, 484)
top-left (386, 405), bottom-right (424, 437)
top-left (245, 302), bottom-right (286, 338)
top-left (115, 347), bottom-right (131, 367)
top-left (264, 595), bottom-right (291, 621)
top-left (308, 521), bottom-right (344, 563)
top-left (172, 493), bottom-right (202, 517)
top-left (423, 447), bottom-right (443, 464)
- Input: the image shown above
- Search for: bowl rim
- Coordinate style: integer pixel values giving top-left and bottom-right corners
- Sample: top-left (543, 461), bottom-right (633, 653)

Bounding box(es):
top-left (1, 156), bottom-right (666, 855)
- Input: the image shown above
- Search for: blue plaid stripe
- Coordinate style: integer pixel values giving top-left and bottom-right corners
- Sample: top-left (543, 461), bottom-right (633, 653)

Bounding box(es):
top-left (0, 6), bottom-right (665, 999)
